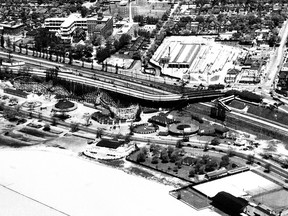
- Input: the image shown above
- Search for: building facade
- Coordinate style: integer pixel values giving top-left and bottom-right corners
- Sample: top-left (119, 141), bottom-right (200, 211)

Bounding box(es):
top-left (0, 22), bottom-right (24, 36)
top-left (44, 13), bottom-right (113, 43)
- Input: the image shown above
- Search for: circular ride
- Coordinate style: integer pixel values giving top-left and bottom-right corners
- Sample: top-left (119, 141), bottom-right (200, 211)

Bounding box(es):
top-left (21, 101), bottom-right (42, 110)
top-left (169, 122), bottom-right (199, 135)
top-left (52, 99), bottom-right (77, 112)
top-left (133, 123), bottom-right (159, 134)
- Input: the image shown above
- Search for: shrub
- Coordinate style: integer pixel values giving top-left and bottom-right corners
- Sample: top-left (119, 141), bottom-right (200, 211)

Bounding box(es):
top-left (136, 152), bottom-right (146, 163)
top-left (189, 168), bottom-right (195, 177)
top-left (247, 154), bottom-right (254, 164)
top-left (43, 123), bottom-right (50, 131)
top-left (70, 122), bottom-right (79, 132)
top-left (173, 166), bottom-right (178, 172)
top-left (264, 163), bottom-right (271, 173)
top-left (211, 138), bottom-right (220, 145)
top-left (177, 192), bottom-right (181, 199)
top-left (220, 155), bottom-right (230, 167)
top-left (176, 140), bottom-right (183, 148)
top-left (151, 155), bottom-right (159, 164)
top-left (141, 147), bottom-right (148, 155)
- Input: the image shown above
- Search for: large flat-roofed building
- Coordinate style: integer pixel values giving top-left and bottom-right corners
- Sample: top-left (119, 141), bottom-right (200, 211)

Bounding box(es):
top-left (152, 36), bottom-right (246, 84)
top-left (44, 13), bottom-right (113, 42)
top-left (0, 22), bottom-right (24, 36)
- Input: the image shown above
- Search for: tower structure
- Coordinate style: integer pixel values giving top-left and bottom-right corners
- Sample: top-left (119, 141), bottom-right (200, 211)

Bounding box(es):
top-left (129, 0), bottom-right (133, 24)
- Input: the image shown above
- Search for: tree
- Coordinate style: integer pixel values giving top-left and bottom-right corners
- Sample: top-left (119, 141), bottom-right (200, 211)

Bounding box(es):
top-left (175, 159), bottom-right (183, 169)
top-left (70, 122), bottom-right (79, 132)
top-left (211, 137), bottom-right (220, 145)
top-left (142, 146), bottom-right (148, 155)
top-left (91, 34), bottom-right (104, 46)
top-left (82, 113), bottom-right (91, 126)
top-left (80, 6), bottom-right (88, 18)
top-left (96, 47), bottom-right (110, 63)
top-left (167, 146), bottom-right (174, 157)
top-left (132, 51), bottom-right (141, 60)
top-left (136, 151), bottom-right (146, 163)
top-left (264, 163), bottom-right (271, 173)
top-left (118, 34), bottom-right (132, 48)
top-left (170, 150), bottom-right (179, 163)
top-left (205, 159), bottom-right (218, 172)
top-left (247, 154), bottom-right (254, 165)
top-left (3, 107), bottom-right (18, 121)
top-left (96, 128), bottom-right (103, 138)
top-left (176, 140), bottom-right (183, 148)
top-left (6, 37), bottom-right (11, 49)
top-left (195, 15), bottom-right (205, 23)
top-left (189, 168), bottom-right (196, 177)
top-left (1, 35), bottom-right (4, 48)
top-left (51, 117), bottom-right (57, 126)
top-left (43, 123), bottom-right (51, 131)
top-left (204, 142), bottom-right (209, 151)
top-left (220, 155), bottom-right (230, 167)
top-left (160, 148), bottom-right (169, 163)
top-left (151, 155), bottom-right (159, 164)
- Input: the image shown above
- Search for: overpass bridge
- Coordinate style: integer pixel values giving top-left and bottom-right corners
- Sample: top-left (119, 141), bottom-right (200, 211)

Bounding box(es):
top-left (0, 49), bottom-right (225, 102)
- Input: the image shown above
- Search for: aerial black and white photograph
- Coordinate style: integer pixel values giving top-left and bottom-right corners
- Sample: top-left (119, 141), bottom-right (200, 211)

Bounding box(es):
top-left (0, 0), bottom-right (288, 215)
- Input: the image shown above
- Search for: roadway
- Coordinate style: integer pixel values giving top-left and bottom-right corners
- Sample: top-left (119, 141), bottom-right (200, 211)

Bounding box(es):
top-left (262, 20), bottom-right (288, 89)
top-left (0, 49), bottom-right (224, 102)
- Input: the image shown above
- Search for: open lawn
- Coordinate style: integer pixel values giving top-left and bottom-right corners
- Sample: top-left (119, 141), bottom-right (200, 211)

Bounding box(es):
top-left (0, 135), bottom-right (32, 147)
top-left (171, 187), bottom-right (211, 210)
top-left (228, 100), bottom-right (247, 110)
top-left (128, 147), bottom-right (243, 183)
top-left (252, 188), bottom-right (288, 211)
top-left (228, 99), bottom-right (288, 126)
top-left (19, 127), bottom-right (58, 138)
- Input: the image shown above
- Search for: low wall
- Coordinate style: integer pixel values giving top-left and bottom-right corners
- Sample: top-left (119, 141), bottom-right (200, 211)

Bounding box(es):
top-left (225, 113), bottom-right (288, 142)
top-left (191, 103), bottom-right (288, 143)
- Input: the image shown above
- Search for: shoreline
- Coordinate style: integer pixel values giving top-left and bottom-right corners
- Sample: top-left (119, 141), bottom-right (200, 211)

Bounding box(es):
top-left (0, 147), bottom-right (205, 216)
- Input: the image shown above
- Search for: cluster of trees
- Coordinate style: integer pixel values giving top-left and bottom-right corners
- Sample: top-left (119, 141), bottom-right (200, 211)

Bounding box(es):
top-left (226, 90), bottom-right (263, 103)
top-left (34, 28), bottom-right (67, 52)
top-left (136, 144), bottom-right (184, 165)
top-left (167, 4), bottom-right (285, 46)
top-left (137, 29), bottom-right (151, 39)
top-left (96, 34), bottom-right (132, 63)
top-left (133, 15), bottom-right (160, 26)
top-left (188, 154), bottom-right (226, 177)
top-left (71, 44), bottom-right (93, 60)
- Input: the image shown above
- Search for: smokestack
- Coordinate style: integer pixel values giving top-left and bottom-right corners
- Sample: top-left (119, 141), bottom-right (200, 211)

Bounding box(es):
top-left (129, 0), bottom-right (133, 23)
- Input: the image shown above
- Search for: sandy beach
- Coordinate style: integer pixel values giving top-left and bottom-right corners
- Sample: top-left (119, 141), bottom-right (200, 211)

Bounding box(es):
top-left (0, 147), bottom-right (219, 216)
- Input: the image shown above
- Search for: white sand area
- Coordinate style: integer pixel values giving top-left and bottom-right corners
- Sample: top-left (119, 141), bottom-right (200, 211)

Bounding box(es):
top-left (0, 148), bottom-right (219, 216)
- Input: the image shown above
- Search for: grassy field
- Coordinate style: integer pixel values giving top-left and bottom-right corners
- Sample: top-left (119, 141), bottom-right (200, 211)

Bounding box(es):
top-left (171, 187), bottom-right (211, 210)
top-left (19, 127), bottom-right (57, 138)
top-left (0, 135), bottom-right (32, 147)
top-left (228, 99), bottom-right (288, 126)
top-left (128, 147), bottom-right (243, 183)
top-left (228, 100), bottom-right (247, 110)
top-left (252, 188), bottom-right (288, 211)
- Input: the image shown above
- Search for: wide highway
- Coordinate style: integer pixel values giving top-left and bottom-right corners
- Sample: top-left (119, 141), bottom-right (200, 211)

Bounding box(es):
top-left (0, 49), bottom-right (224, 101)
top-left (0, 50), bottom-right (170, 95)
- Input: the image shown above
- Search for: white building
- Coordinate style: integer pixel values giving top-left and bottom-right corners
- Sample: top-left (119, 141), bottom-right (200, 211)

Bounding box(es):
top-left (44, 13), bottom-right (113, 43)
